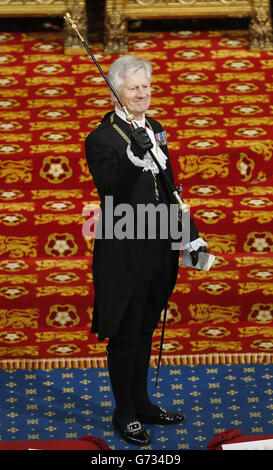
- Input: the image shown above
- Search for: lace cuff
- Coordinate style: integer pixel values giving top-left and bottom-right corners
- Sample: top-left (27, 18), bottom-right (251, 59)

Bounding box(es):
top-left (126, 144), bottom-right (167, 173)
top-left (182, 237), bottom-right (207, 253)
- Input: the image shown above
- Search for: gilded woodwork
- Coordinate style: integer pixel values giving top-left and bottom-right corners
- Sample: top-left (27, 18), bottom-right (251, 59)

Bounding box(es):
top-left (249, 6), bottom-right (273, 49)
top-left (104, 0), bottom-right (273, 53)
top-left (0, 0), bottom-right (87, 55)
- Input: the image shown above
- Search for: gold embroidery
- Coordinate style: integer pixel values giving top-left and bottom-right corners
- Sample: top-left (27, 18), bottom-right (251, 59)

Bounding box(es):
top-left (178, 129), bottom-right (226, 138)
top-left (0, 133), bottom-right (31, 142)
top-left (227, 140), bottom-right (273, 161)
top-left (0, 274), bottom-right (37, 285)
top-left (220, 94), bottom-right (269, 104)
top-left (215, 72), bottom-right (265, 81)
top-left (238, 283), bottom-right (273, 295)
top-left (0, 159), bottom-right (32, 183)
top-left (35, 259), bottom-right (89, 270)
top-left (0, 235), bottom-right (37, 258)
top-left (30, 121), bottom-right (79, 131)
top-left (31, 189), bottom-right (83, 199)
top-left (178, 154), bottom-right (229, 180)
top-left (32, 144), bottom-right (81, 154)
top-left (28, 99), bottom-right (77, 108)
top-left (204, 234), bottom-right (237, 253)
top-left (171, 85), bottom-right (219, 94)
top-left (0, 346), bottom-right (39, 357)
top-left (154, 328), bottom-right (190, 339)
top-left (188, 271), bottom-right (239, 281)
top-left (189, 198), bottom-right (233, 208)
top-left (228, 186), bottom-right (273, 196)
top-left (0, 308), bottom-right (39, 328)
top-left (233, 210), bottom-right (273, 224)
top-left (35, 331), bottom-right (88, 342)
top-left (36, 286), bottom-right (89, 297)
top-left (163, 40), bottom-right (211, 49)
top-left (175, 107), bottom-right (223, 116)
top-left (188, 304), bottom-right (241, 324)
top-left (239, 326), bottom-right (273, 337)
top-left (0, 203), bottom-right (34, 212)
top-left (191, 341), bottom-right (242, 352)
top-left (26, 76), bottom-right (75, 86)
top-left (23, 54), bottom-right (72, 64)
top-left (168, 61), bottom-right (215, 72)
top-left (34, 214), bottom-right (84, 225)
top-left (0, 66), bottom-right (26, 75)
top-left (173, 283), bottom-right (191, 294)
top-left (235, 257), bottom-right (273, 267)
top-left (88, 344), bottom-right (108, 354)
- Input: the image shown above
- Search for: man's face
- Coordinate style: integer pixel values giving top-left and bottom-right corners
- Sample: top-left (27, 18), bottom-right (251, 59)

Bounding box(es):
top-left (115, 68), bottom-right (151, 120)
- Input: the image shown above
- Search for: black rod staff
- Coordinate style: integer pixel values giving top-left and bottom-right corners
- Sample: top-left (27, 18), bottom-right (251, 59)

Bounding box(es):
top-left (64, 13), bottom-right (185, 385)
top-left (64, 13), bottom-right (186, 212)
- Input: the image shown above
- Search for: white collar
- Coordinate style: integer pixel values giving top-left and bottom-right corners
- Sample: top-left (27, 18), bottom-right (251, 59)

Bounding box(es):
top-left (115, 107), bottom-right (145, 128)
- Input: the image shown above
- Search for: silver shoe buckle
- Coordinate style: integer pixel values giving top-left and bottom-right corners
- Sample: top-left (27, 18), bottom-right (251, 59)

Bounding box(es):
top-left (127, 420), bottom-right (142, 433)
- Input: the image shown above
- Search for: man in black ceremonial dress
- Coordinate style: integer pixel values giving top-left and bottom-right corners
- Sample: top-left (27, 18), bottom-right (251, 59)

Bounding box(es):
top-left (85, 55), bottom-right (206, 446)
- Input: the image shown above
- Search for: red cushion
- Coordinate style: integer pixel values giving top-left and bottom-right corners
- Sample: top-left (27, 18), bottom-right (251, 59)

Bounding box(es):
top-left (0, 435), bottom-right (111, 450)
top-left (207, 429), bottom-right (273, 450)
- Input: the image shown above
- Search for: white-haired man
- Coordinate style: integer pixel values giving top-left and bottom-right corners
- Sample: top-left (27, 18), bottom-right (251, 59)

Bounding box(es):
top-left (85, 55), bottom-right (206, 446)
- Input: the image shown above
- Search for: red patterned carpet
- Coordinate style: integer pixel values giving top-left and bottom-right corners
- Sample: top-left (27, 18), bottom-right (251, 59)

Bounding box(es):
top-left (0, 28), bottom-right (272, 369)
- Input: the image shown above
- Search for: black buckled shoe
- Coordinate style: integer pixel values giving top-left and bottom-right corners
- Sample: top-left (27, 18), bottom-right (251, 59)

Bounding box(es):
top-left (112, 415), bottom-right (151, 446)
top-left (137, 406), bottom-right (185, 425)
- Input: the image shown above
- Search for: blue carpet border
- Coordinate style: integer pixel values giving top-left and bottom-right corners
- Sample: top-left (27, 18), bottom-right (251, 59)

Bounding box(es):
top-left (1, 364), bottom-right (273, 450)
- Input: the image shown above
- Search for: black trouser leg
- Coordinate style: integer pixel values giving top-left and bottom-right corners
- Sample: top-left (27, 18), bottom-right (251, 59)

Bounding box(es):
top-left (107, 242), bottom-right (172, 425)
top-left (130, 247), bottom-right (172, 415)
top-left (107, 337), bottom-right (137, 425)
top-left (131, 333), bottom-right (154, 413)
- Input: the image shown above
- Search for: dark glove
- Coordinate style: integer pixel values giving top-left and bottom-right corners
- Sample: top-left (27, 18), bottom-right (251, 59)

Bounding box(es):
top-left (190, 245), bottom-right (207, 267)
top-left (130, 127), bottom-right (153, 159)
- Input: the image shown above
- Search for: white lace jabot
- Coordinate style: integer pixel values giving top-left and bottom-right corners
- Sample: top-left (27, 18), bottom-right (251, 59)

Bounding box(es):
top-left (115, 107), bottom-right (167, 174)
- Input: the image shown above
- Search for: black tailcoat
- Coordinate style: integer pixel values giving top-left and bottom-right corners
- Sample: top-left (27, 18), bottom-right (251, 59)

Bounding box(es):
top-left (85, 112), bottom-right (199, 340)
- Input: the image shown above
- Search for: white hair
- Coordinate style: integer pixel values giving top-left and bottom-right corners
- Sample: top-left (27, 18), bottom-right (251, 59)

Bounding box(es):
top-left (108, 55), bottom-right (152, 98)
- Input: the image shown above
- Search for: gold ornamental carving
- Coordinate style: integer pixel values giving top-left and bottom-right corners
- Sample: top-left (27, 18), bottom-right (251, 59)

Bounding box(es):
top-left (249, 7), bottom-right (273, 49)
top-left (104, 0), bottom-right (273, 53)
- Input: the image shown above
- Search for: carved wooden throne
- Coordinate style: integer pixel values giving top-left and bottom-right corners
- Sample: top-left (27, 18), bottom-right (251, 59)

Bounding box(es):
top-left (104, 0), bottom-right (273, 53)
top-left (0, 0), bottom-right (87, 55)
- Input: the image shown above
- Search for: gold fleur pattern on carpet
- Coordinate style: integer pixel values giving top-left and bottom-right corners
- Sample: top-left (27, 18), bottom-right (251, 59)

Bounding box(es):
top-left (0, 29), bottom-right (272, 369)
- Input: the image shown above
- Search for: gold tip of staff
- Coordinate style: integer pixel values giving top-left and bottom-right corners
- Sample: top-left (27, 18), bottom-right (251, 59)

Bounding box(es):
top-left (64, 12), bottom-right (84, 41)
top-left (64, 12), bottom-right (72, 25)
top-left (64, 12), bottom-right (77, 31)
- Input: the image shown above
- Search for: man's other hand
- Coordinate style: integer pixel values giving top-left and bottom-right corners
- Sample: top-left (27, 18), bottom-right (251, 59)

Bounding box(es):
top-left (190, 245), bottom-right (207, 267)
